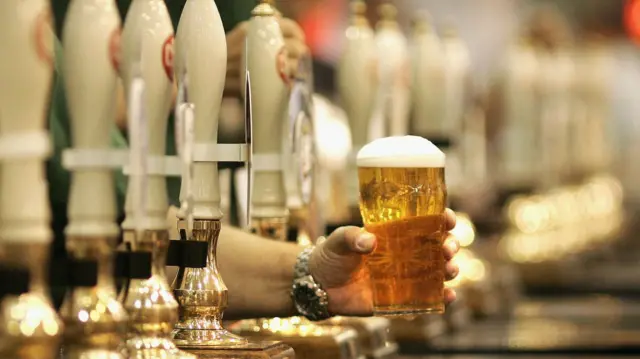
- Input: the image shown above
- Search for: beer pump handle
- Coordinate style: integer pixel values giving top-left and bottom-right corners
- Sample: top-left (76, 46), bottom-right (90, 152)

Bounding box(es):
top-left (0, 0), bottom-right (53, 243)
top-left (120, 0), bottom-right (176, 235)
top-left (338, 0), bottom-right (377, 205)
top-left (409, 11), bottom-right (446, 139)
top-left (174, 0), bottom-right (228, 220)
top-left (338, 0), bottom-right (377, 150)
top-left (61, 0), bottom-right (122, 237)
top-left (244, 0), bottom-right (289, 221)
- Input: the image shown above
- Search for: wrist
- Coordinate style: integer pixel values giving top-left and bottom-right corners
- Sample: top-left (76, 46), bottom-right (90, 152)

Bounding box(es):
top-left (291, 245), bottom-right (332, 321)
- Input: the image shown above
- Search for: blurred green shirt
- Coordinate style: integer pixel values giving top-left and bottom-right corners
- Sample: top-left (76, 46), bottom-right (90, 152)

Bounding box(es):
top-left (48, 0), bottom-right (254, 249)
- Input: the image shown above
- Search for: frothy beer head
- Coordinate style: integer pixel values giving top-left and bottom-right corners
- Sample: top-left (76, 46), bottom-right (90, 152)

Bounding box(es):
top-left (356, 135), bottom-right (445, 168)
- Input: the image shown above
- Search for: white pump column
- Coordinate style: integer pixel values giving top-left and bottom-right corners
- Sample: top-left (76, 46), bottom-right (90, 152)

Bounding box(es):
top-left (497, 38), bottom-right (540, 191)
top-left (243, 0), bottom-right (290, 240)
top-left (371, 3), bottom-right (410, 140)
top-left (171, 0), bottom-right (249, 348)
top-left (337, 0), bottom-right (378, 209)
top-left (60, 0), bottom-right (127, 357)
top-left (409, 14), bottom-right (446, 140)
top-left (0, 1), bottom-right (62, 358)
top-left (120, 1), bottom-right (194, 357)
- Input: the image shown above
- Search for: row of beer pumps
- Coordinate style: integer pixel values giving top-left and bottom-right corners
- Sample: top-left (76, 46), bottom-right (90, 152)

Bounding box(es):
top-left (0, 0), bottom-right (610, 358)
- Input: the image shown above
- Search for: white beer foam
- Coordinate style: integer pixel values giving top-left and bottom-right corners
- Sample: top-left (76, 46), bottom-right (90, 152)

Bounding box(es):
top-left (356, 136), bottom-right (445, 168)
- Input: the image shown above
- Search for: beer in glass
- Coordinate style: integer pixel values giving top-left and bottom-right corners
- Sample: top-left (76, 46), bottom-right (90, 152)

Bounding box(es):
top-left (357, 136), bottom-right (447, 316)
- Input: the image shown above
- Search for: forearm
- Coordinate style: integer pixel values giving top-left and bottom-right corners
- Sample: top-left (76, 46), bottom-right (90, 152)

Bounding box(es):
top-left (218, 225), bottom-right (300, 320)
top-left (165, 206), bottom-right (300, 320)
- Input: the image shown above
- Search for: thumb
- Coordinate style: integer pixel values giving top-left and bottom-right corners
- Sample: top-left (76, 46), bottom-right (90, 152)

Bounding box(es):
top-left (310, 226), bottom-right (375, 289)
top-left (324, 226), bottom-right (376, 256)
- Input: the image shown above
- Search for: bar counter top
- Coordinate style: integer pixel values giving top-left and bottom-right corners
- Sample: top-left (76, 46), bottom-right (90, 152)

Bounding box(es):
top-left (399, 295), bottom-right (640, 356)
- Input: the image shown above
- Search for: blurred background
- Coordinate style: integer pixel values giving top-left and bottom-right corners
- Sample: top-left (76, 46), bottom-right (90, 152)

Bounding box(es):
top-left (282, 0), bottom-right (640, 355)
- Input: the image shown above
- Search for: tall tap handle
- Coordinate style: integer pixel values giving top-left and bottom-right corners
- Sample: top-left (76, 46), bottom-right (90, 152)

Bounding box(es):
top-left (243, 1), bottom-right (289, 222)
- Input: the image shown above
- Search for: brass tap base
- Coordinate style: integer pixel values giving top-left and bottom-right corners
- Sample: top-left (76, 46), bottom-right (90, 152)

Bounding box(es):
top-left (122, 229), bottom-right (194, 358)
top-left (183, 341), bottom-right (295, 359)
top-left (0, 293), bottom-right (62, 359)
top-left (173, 328), bottom-right (248, 348)
top-left (59, 289), bottom-right (128, 359)
top-left (172, 219), bottom-right (250, 348)
top-left (60, 235), bottom-right (128, 358)
top-left (0, 243), bottom-right (63, 359)
top-left (125, 274), bottom-right (196, 358)
top-left (231, 319), bottom-right (364, 359)
top-left (389, 315), bottom-right (446, 345)
top-left (321, 317), bottom-right (398, 359)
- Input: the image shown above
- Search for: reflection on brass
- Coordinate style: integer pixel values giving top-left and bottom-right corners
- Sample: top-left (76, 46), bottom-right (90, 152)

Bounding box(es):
top-left (231, 318), bottom-right (364, 359)
top-left (322, 317), bottom-right (397, 359)
top-left (0, 243), bottom-right (63, 359)
top-left (250, 217), bottom-right (288, 242)
top-left (172, 219), bottom-right (247, 347)
top-left (59, 236), bottom-right (128, 358)
top-left (122, 230), bottom-right (195, 358)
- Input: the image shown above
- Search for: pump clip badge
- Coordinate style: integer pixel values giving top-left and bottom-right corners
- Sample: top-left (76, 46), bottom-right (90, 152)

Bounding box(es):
top-left (288, 73), bottom-right (314, 206)
top-left (162, 35), bottom-right (175, 81)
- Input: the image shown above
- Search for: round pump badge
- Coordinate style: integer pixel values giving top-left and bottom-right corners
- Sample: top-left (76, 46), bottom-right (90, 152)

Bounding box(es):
top-left (161, 35), bottom-right (175, 81)
top-left (33, 8), bottom-right (54, 66)
top-left (288, 82), bottom-right (315, 206)
top-left (294, 112), bottom-right (315, 205)
top-left (108, 28), bottom-right (123, 73)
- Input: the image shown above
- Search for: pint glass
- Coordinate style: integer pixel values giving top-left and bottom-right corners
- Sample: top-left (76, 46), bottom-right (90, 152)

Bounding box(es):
top-left (357, 136), bottom-right (447, 316)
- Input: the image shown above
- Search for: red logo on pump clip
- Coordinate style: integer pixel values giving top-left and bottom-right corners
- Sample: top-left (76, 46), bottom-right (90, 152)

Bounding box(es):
top-left (33, 9), bottom-right (54, 66)
top-left (109, 28), bottom-right (122, 73)
top-left (276, 46), bottom-right (291, 86)
top-left (162, 35), bottom-right (175, 81)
